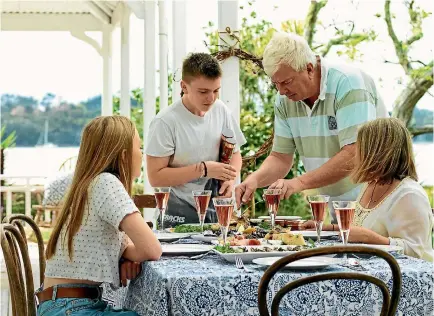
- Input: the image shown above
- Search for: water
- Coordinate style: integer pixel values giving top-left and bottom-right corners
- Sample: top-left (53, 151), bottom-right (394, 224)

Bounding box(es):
top-left (2, 143), bottom-right (433, 186)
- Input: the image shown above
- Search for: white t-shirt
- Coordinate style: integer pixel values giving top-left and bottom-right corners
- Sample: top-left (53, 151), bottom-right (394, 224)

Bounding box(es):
top-left (44, 173), bottom-right (138, 287)
top-left (146, 98), bottom-right (246, 208)
top-left (354, 178), bottom-right (433, 261)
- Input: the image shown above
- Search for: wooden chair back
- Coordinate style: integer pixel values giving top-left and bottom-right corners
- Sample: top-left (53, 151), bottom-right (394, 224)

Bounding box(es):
top-left (258, 245), bottom-right (402, 316)
top-left (1, 214), bottom-right (46, 316)
top-left (132, 194), bottom-right (156, 229)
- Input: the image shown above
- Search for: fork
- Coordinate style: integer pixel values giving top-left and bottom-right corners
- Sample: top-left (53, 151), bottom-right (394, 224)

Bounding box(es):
top-left (235, 256), bottom-right (253, 273)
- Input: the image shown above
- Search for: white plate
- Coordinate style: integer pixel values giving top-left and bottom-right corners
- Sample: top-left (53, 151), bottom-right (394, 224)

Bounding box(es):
top-left (297, 230), bottom-right (340, 239)
top-left (213, 245), bottom-right (310, 263)
top-left (252, 256), bottom-right (339, 270)
top-left (258, 216), bottom-right (302, 220)
top-left (249, 219), bottom-right (263, 224)
top-left (162, 244), bottom-right (213, 255)
top-left (191, 234), bottom-right (219, 243)
top-left (346, 244), bottom-right (404, 253)
top-left (155, 232), bottom-right (191, 242)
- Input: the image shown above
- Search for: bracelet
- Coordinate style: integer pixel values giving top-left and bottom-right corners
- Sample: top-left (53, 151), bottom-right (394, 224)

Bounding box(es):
top-left (202, 161), bottom-right (208, 177)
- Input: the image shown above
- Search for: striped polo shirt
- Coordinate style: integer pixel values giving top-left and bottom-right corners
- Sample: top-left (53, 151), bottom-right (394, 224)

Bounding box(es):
top-left (273, 58), bottom-right (388, 200)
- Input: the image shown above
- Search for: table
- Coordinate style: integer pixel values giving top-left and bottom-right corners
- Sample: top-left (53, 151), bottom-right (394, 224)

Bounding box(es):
top-left (103, 242), bottom-right (434, 316)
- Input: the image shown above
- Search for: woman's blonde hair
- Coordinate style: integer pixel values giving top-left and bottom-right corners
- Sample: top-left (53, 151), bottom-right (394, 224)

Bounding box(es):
top-left (262, 32), bottom-right (317, 76)
top-left (46, 116), bottom-right (136, 260)
top-left (352, 118), bottom-right (418, 185)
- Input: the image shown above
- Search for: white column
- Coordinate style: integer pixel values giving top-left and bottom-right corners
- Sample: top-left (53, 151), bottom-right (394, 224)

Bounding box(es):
top-left (218, 0), bottom-right (240, 125)
top-left (120, 6), bottom-right (131, 118)
top-left (172, 0), bottom-right (187, 102)
top-left (102, 25), bottom-right (113, 116)
top-left (142, 0), bottom-right (156, 195)
top-left (6, 191), bottom-right (12, 218)
top-left (159, 0), bottom-right (169, 111)
top-left (25, 179), bottom-right (31, 218)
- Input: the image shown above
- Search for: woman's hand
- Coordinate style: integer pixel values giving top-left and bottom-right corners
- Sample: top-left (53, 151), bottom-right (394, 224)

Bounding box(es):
top-left (120, 259), bottom-right (142, 287)
top-left (205, 161), bottom-right (237, 181)
top-left (300, 220), bottom-right (335, 231)
top-left (300, 220), bottom-right (316, 230)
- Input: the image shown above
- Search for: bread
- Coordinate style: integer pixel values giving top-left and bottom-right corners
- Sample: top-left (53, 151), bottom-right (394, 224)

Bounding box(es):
top-left (280, 233), bottom-right (306, 246)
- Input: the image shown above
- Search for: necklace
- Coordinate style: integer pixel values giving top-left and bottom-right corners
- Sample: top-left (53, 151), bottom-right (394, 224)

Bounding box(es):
top-left (366, 181), bottom-right (392, 208)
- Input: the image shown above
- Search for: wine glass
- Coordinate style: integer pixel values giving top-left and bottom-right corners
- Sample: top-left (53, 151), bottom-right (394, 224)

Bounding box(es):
top-left (153, 187), bottom-right (171, 232)
top-left (263, 189), bottom-right (282, 230)
top-left (307, 195), bottom-right (330, 243)
top-left (212, 197), bottom-right (235, 245)
top-left (333, 201), bottom-right (356, 261)
top-left (192, 190), bottom-right (212, 232)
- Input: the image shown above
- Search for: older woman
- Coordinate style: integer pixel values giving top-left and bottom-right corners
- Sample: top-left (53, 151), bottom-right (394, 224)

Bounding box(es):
top-left (304, 118), bottom-right (433, 261)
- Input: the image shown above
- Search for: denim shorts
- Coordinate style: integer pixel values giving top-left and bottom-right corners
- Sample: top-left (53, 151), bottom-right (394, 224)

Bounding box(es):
top-left (36, 283), bottom-right (138, 316)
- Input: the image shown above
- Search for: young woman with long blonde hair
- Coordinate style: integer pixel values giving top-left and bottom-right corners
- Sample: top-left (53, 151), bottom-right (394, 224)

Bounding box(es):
top-left (36, 116), bottom-right (161, 315)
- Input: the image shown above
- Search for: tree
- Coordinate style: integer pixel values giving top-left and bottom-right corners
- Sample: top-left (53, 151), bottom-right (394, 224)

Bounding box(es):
top-left (383, 0), bottom-right (433, 136)
top-left (205, 0), bottom-right (432, 216)
top-left (305, 0), bottom-right (432, 136)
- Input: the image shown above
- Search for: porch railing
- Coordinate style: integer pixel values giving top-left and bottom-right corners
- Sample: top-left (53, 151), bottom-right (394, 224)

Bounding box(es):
top-left (0, 175), bottom-right (46, 219)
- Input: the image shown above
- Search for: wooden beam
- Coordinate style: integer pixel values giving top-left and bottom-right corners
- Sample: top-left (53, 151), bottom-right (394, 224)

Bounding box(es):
top-left (93, 1), bottom-right (113, 17)
top-left (1, 13), bottom-right (103, 31)
top-left (86, 0), bottom-right (111, 25)
top-left (111, 1), bottom-right (125, 26)
top-left (70, 30), bottom-right (103, 56)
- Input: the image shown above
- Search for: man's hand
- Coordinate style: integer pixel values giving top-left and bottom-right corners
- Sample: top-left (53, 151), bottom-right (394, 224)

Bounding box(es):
top-left (235, 177), bottom-right (259, 207)
top-left (219, 180), bottom-right (234, 197)
top-left (268, 178), bottom-right (304, 199)
top-left (120, 259), bottom-right (142, 287)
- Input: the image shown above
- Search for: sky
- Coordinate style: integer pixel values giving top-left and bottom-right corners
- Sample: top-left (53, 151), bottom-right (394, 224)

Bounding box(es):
top-left (0, 0), bottom-right (433, 112)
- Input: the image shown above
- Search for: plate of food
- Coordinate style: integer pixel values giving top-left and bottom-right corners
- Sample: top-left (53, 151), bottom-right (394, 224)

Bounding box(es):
top-left (252, 256), bottom-right (339, 270)
top-left (212, 231), bottom-right (315, 262)
top-left (164, 223), bottom-right (220, 235)
top-left (213, 244), bottom-right (315, 263)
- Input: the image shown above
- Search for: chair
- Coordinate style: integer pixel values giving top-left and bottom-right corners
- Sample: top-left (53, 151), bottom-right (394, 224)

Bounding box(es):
top-left (132, 194), bottom-right (156, 229)
top-left (258, 245), bottom-right (402, 316)
top-left (1, 214), bottom-right (46, 316)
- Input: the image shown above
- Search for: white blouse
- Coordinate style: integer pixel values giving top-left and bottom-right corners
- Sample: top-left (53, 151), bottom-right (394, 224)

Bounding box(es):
top-left (354, 178), bottom-right (433, 262)
top-left (45, 173), bottom-right (138, 287)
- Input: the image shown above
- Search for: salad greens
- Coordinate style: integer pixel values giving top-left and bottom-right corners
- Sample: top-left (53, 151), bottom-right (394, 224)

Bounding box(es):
top-left (173, 224), bottom-right (214, 233)
top-left (214, 244), bottom-right (244, 253)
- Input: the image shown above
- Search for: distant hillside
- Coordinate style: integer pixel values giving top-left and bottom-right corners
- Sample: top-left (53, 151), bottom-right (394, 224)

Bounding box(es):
top-left (1, 92), bottom-right (432, 146)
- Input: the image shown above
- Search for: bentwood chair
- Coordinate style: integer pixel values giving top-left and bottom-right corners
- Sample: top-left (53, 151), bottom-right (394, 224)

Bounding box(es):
top-left (1, 214), bottom-right (46, 316)
top-left (258, 245), bottom-right (402, 316)
top-left (132, 194), bottom-right (157, 229)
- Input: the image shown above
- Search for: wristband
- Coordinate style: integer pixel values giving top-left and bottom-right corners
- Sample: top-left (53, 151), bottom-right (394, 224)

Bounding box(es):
top-left (201, 161), bottom-right (208, 177)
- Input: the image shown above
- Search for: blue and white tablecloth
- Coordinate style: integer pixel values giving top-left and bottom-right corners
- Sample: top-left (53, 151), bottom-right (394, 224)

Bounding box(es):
top-left (103, 241), bottom-right (434, 316)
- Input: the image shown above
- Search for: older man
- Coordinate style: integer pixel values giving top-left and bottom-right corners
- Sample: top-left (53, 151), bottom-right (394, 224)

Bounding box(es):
top-left (235, 32), bottom-right (388, 222)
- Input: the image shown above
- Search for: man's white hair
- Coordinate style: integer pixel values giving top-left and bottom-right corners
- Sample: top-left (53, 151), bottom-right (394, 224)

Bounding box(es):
top-left (263, 32), bottom-right (317, 76)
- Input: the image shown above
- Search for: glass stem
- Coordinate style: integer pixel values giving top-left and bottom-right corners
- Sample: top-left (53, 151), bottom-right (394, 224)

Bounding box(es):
top-left (220, 226), bottom-right (229, 245)
top-left (341, 229), bottom-right (350, 262)
top-left (160, 209), bottom-right (165, 232)
top-left (315, 221), bottom-right (323, 243)
top-left (270, 212), bottom-right (275, 230)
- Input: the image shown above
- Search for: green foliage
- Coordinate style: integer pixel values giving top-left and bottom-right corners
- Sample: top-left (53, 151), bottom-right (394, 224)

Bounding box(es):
top-left (204, 17), bottom-right (309, 218)
top-left (424, 186), bottom-right (433, 208)
top-left (1, 125), bottom-right (17, 149)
